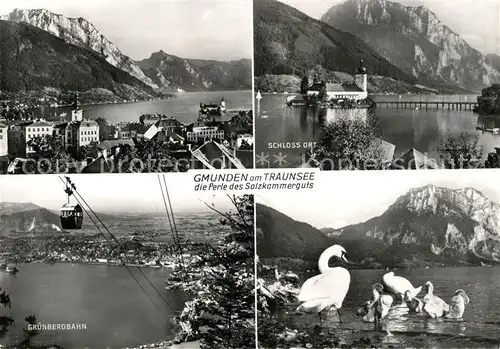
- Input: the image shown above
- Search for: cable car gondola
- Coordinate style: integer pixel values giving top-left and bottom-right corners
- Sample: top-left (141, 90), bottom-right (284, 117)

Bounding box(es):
top-left (60, 177), bottom-right (83, 230)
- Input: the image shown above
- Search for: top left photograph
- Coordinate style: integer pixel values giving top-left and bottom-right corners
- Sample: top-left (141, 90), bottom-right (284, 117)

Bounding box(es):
top-left (0, 0), bottom-right (254, 174)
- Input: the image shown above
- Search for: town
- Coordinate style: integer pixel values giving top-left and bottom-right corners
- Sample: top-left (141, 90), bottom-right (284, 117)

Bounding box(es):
top-left (0, 233), bottom-right (214, 269)
top-left (0, 93), bottom-right (254, 173)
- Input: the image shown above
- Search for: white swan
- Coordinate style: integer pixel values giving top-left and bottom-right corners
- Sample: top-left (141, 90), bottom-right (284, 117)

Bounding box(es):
top-left (296, 245), bottom-right (350, 323)
top-left (445, 289), bottom-right (469, 319)
top-left (383, 271), bottom-right (422, 302)
top-left (422, 281), bottom-right (450, 318)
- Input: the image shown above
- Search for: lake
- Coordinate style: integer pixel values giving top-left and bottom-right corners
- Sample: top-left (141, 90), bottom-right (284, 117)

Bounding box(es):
top-left (0, 263), bottom-right (186, 349)
top-left (267, 267), bottom-right (500, 348)
top-left (255, 94), bottom-right (500, 168)
top-left (38, 90), bottom-right (253, 124)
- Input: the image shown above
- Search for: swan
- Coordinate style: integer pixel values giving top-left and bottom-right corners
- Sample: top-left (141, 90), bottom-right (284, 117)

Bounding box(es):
top-left (383, 271), bottom-right (422, 303)
top-left (422, 281), bottom-right (450, 318)
top-left (296, 245), bottom-right (350, 323)
top-left (356, 283), bottom-right (394, 333)
top-left (404, 289), bottom-right (423, 313)
top-left (445, 289), bottom-right (469, 319)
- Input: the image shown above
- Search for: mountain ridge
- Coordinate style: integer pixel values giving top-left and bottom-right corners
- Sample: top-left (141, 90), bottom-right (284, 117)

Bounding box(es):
top-left (1, 8), bottom-right (252, 93)
top-left (321, 0), bottom-right (500, 92)
top-left (0, 19), bottom-right (159, 101)
top-left (253, 0), bottom-right (415, 84)
top-left (136, 50), bottom-right (252, 92)
top-left (0, 8), bottom-right (161, 90)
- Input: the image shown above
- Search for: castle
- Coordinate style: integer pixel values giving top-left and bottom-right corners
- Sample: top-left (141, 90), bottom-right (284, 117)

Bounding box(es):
top-left (307, 60), bottom-right (368, 100)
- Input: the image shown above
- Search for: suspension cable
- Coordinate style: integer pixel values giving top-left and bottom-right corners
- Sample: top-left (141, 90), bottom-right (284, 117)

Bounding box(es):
top-left (58, 176), bottom-right (172, 315)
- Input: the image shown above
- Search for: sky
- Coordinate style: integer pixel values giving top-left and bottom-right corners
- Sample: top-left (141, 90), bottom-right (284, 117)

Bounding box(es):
top-left (0, 0), bottom-right (253, 61)
top-left (0, 173), bottom-right (233, 214)
top-left (281, 0), bottom-right (500, 55)
top-left (255, 169), bottom-right (500, 230)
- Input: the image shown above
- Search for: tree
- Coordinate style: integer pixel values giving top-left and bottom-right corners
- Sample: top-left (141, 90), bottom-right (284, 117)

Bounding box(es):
top-left (300, 76), bottom-right (309, 95)
top-left (308, 111), bottom-right (388, 170)
top-left (317, 83), bottom-right (328, 103)
top-left (95, 117), bottom-right (110, 141)
top-left (167, 195), bottom-right (255, 349)
top-left (438, 133), bottom-right (484, 169)
top-left (475, 84), bottom-right (500, 114)
top-left (25, 135), bottom-right (73, 174)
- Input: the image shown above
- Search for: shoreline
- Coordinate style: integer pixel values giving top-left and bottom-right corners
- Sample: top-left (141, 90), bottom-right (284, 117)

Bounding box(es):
top-left (16, 259), bottom-right (177, 269)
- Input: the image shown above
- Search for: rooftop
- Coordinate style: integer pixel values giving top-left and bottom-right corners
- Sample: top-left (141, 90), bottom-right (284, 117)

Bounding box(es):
top-left (97, 139), bottom-right (135, 151)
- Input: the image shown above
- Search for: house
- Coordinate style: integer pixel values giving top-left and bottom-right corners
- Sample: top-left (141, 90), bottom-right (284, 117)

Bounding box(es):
top-left (140, 114), bottom-right (164, 125)
top-left (0, 122), bottom-right (8, 157)
top-left (54, 122), bottom-right (68, 147)
top-left (65, 93), bottom-right (99, 148)
top-left (25, 120), bottom-right (55, 154)
top-left (393, 148), bottom-right (439, 170)
top-left (374, 138), bottom-right (396, 165)
top-left (67, 120), bottom-right (99, 148)
top-left (97, 139), bottom-right (135, 158)
top-left (307, 60), bottom-right (368, 100)
top-left (236, 134), bottom-right (253, 150)
top-left (186, 126), bottom-right (224, 143)
top-left (191, 140), bottom-right (246, 169)
top-left (157, 117), bottom-right (185, 133)
top-left (81, 155), bottom-right (115, 173)
top-left (8, 122), bottom-right (32, 158)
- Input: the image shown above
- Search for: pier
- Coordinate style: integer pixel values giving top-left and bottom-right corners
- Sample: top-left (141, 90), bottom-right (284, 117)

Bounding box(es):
top-left (373, 101), bottom-right (478, 110)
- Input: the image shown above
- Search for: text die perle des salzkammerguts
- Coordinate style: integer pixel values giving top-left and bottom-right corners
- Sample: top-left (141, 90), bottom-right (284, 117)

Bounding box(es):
top-left (268, 141), bottom-right (317, 149)
top-left (193, 172), bottom-right (315, 191)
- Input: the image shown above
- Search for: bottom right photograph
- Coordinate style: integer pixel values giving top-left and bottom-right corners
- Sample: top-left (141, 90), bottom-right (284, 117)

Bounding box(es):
top-left (255, 169), bottom-right (500, 349)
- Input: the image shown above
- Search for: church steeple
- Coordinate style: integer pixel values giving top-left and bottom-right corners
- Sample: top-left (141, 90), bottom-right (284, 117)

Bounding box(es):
top-left (72, 92), bottom-right (81, 110)
top-left (71, 92), bottom-right (83, 122)
top-left (357, 59), bottom-right (367, 74)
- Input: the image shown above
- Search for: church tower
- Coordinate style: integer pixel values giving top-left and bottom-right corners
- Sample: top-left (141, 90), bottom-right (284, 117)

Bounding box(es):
top-left (355, 59), bottom-right (368, 93)
top-left (71, 92), bottom-right (83, 122)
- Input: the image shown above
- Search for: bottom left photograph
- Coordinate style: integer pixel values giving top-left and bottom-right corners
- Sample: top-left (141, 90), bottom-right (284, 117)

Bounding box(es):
top-left (0, 174), bottom-right (255, 349)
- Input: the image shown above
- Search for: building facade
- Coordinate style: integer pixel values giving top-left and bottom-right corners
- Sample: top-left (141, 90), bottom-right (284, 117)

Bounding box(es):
top-left (186, 126), bottom-right (224, 143)
top-left (0, 122), bottom-right (8, 156)
top-left (26, 121), bottom-right (54, 154)
top-left (307, 60), bottom-right (368, 100)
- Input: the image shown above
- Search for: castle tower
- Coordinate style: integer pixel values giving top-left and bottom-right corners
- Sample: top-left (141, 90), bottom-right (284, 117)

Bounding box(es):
top-left (71, 92), bottom-right (83, 122)
top-left (355, 59), bottom-right (368, 93)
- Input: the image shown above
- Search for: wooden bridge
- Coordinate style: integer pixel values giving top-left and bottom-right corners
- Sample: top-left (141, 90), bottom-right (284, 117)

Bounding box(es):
top-left (373, 100), bottom-right (478, 110)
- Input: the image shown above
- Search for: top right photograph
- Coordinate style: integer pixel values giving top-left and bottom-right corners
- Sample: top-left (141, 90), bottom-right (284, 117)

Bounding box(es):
top-left (254, 0), bottom-right (500, 170)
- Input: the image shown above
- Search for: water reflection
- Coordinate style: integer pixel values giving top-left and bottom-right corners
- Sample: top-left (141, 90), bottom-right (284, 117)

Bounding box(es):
top-left (256, 94), bottom-right (500, 168)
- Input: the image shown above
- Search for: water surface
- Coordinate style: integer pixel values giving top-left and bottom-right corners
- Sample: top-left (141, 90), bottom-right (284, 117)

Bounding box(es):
top-left (269, 267), bottom-right (500, 348)
top-left (0, 263), bottom-right (185, 348)
top-left (255, 94), bottom-right (500, 168)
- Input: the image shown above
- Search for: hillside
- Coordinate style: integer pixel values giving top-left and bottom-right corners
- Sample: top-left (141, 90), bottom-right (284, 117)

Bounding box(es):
top-left (486, 54), bottom-right (500, 73)
top-left (0, 8), bottom-right (159, 90)
top-left (137, 51), bottom-right (252, 92)
top-left (0, 20), bottom-right (158, 101)
top-left (253, 0), bottom-right (415, 85)
top-left (0, 202), bottom-right (63, 235)
top-left (321, 0), bottom-right (500, 92)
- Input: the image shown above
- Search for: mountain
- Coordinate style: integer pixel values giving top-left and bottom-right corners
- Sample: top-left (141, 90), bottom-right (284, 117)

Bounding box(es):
top-left (0, 8), bottom-right (160, 90)
top-left (253, 0), bottom-right (415, 84)
top-left (0, 202), bottom-right (63, 234)
top-left (0, 20), bottom-right (157, 100)
top-left (137, 51), bottom-right (252, 92)
top-left (486, 54), bottom-right (500, 73)
top-left (321, 0), bottom-right (500, 92)
top-left (331, 185), bottom-right (500, 262)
